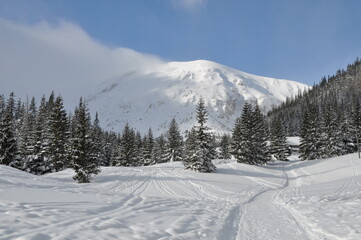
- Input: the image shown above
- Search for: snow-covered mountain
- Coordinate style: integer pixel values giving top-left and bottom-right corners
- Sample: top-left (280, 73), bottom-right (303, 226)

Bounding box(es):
top-left (87, 60), bottom-right (308, 135)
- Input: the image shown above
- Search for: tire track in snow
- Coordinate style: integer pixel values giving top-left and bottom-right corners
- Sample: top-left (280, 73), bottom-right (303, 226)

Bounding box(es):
top-left (330, 158), bottom-right (359, 197)
top-left (158, 169), bottom-right (202, 199)
top-left (0, 168), bottom-right (161, 240)
top-left (349, 158), bottom-right (360, 188)
top-left (0, 194), bottom-right (144, 240)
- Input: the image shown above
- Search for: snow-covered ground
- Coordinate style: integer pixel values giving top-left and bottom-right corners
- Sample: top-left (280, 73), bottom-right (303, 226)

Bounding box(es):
top-left (0, 154), bottom-right (360, 240)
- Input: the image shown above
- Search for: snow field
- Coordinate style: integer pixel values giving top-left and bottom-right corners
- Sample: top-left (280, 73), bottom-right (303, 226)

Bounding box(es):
top-left (0, 154), bottom-right (360, 239)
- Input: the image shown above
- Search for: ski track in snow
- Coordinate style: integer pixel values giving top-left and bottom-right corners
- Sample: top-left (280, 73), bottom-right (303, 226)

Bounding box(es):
top-left (0, 154), bottom-right (361, 239)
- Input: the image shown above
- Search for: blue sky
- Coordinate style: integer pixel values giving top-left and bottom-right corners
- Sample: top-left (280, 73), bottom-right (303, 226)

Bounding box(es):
top-left (1, 0), bottom-right (361, 85)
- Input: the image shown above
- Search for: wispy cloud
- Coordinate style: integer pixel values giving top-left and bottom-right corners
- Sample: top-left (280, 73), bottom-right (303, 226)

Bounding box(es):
top-left (171, 0), bottom-right (208, 12)
top-left (0, 19), bottom-right (163, 107)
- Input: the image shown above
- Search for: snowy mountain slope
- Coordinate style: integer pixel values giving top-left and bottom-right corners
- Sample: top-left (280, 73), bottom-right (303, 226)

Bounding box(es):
top-left (87, 60), bottom-right (309, 135)
top-left (0, 154), bottom-right (360, 240)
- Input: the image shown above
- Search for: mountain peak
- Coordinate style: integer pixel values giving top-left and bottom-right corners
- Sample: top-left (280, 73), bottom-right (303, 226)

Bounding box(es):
top-left (88, 60), bottom-right (309, 135)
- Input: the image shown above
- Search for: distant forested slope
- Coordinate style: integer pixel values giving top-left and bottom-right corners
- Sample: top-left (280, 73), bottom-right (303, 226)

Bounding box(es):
top-left (268, 58), bottom-right (361, 136)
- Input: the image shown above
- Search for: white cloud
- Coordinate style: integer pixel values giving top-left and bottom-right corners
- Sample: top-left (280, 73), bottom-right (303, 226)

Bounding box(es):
top-left (171, 0), bottom-right (208, 12)
top-left (0, 19), bottom-right (163, 108)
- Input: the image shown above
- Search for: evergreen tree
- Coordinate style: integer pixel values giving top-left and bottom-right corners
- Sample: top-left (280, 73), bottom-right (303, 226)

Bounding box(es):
top-left (13, 99), bottom-right (25, 154)
top-left (339, 113), bottom-right (354, 154)
top-left (0, 94), bottom-right (5, 119)
top-left (219, 134), bottom-right (231, 159)
top-left (26, 97), bottom-right (38, 155)
top-left (18, 97), bottom-right (38, 167)
top-left (232, 102), bottom-right (270, 165)
top-left (299, 104), bottom-right (322, 160)
top-left (111, 134), bottom-right (122, 166)
top-left (349, 98), bottom-right (361, 153)
top-left (251, 104), bottom-right (270, 164)
top-left (112, 123), bottom-right (136, 166)
top-left (91, 113), bottom-right (107, 166)
top-left (183, 127), bottom-right (198, 169)
top-left (21, 97), bottom-right (47, 175)
top-left (183, 97), bottom-right (216, 172)
top-left (70, 98), bottom-right (100, 183)
top-left (48, 95), bottom-right (69, 171)
top-left (14, 99), bottom-right (25, 123)
top-left (269, 116), bottom-right (288, 161)
top-left (32, 96), bottom-right (51, 174)
top-left (133, 131), bottom-right (143, 166)
top-left (231, 102), bottom-right (253, 164)
top-left (102, 131), bottom-right (117, 166)
top-left (154, 134), bottom-right (168, 163)
top-left (46, 91), bottom-right (55, 113)
top-left (319, 104), bottom-right (342, 158)
top-left (0, 93), bottom-right (18, 167)
top-left (143, 128), bottom-right (155, 166)
top-left (165, 118), bottom-right (183, 162)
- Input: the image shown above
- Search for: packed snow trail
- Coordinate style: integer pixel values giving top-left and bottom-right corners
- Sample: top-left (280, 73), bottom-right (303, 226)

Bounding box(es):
top-left (0, 154), bottom-right (360, 239)
top-left (235, 163), bottom-right (310, 240)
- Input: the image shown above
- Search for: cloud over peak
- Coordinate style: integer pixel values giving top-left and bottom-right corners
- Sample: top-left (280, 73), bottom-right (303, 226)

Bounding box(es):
top-left (0, 19), bottom-right (163, 107)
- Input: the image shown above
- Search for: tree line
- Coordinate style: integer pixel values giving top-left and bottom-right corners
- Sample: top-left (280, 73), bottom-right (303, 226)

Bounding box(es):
top-left (0, 91), bottom-right (285, 182)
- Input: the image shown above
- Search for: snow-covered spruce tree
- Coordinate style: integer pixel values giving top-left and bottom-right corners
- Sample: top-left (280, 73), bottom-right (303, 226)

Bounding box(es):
top-left (319, 103), bottom-right (342, 158)
top-left (102, 131), bottom-right (117, 166)
top-left (251, 104), bottom-right (270, 164)
top-left (154, 134), bottom-right (168, 163)
top-left (31, 92), bottom-right (56, 172)
top-left (112, 123), bottom-right (136, 166)
top-left (183, 127), bottom-right (198, 169)
top-left (31, 96), bottom-right (52, 174)
top-left (18, 111), bottom-right (31, 162)
top-left (25, 97), bottom-right (37, 154)
top-left (299, 103), bottom-right (322, 160)
top-left (231, 102), bottom-right (270, 165)
top-left (231, 102), bottom-right (253, 164)
top-left (143, 128), bottom-right (155, 166)
top-left (13, 99), bottom-right (26, 162)
top-left (183, 97), bottom-right (216, 172)
top-left (339, 112), bottom-right (356, 154)
top-left (230, 117), bottom-right (242, 160)
top-left (219, 134), bottom-right (231, 159)
top-left (20, 97), bottom-right (42, 174)
top-left (111, 134), bottom-right (122, 166)
top-left (48, 95), bottom-right (69, 172)
top-left (70, 98), bottom-right (100, 183)
top-left (0, 93), bottom-right (18, 166)
top-left (46, 91), bottom-right (55, 114)
top-left (0, 95), bottom-right (4, 119)
top-left (349, 98), bottom-right (361, 153)
top-left (91, 113), bottom-right (107, 166)
top-left (133, 131), bottom-right (144, 166)
top-left (269, 116), bottom-right (288, 161)
top-left (165, 118), bottom-right (183, 162)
